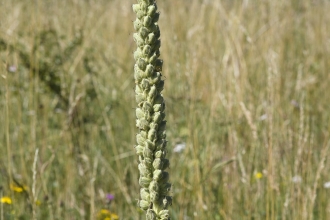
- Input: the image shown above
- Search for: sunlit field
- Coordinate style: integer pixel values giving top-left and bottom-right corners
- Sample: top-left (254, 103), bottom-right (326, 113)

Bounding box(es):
top-left (1, 0), bottom-right (330, 219)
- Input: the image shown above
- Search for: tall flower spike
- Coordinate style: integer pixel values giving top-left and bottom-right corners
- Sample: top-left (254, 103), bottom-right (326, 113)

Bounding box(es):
top-left (133, 1), bottom-right (171, 219)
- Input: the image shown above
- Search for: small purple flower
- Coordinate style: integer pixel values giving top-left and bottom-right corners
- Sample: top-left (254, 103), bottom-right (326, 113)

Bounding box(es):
top-left (106, 194), bottom-right (115, 203)
top-left (8, 65), bottom-right (17, 73)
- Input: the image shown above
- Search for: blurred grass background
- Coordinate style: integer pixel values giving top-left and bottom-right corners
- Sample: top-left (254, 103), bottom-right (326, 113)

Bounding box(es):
top-left (0, 0), bottom-right (330, 219)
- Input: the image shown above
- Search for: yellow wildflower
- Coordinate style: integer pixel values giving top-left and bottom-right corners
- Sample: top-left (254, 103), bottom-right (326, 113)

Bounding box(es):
top-left (97, 209), bottom-right (119, 220)
top-left (1, 197), bottom-right (12, 204)
top-left (10, 184), bottom-right (28, 193)
top-left (111, 213), bottom-right (119, 220)
top-left (35, 200), bottom-right (41, 206)
top-left (255, 172), bottom-right (263, 179)
top-left (100, 209), bottom-right (111, 215)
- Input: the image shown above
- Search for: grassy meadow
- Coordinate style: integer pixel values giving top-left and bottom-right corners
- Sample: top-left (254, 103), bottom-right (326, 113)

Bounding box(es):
top-left (1, 0), bottom-right (330, 219)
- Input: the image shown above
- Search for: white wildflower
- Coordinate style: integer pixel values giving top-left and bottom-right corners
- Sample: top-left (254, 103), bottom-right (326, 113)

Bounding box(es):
top-left (173, 143), bottom-right (186, 153)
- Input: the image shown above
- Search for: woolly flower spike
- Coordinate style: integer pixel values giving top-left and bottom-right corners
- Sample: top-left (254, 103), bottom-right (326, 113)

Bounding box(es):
top-left (133, 0), bottom-right (171, 219)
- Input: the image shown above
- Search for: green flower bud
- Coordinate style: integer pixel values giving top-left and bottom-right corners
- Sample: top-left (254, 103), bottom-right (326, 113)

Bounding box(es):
top-left (134, 48), bottom-right (143, 60)
top-left (147, 33), bottom-right (156, 44)
top-left (143, 16), bottom-right (153, 27)
top-left (141, 79), bottom-right (151, 90)
top-left (153, 104), bottom-right (162, 112)
top-left (138, 200), bottom-right (150, 211)
top-left (148, 85), bottom-right (158, 102)
top-left (139, 176), bottom-right (152, 188)
top-left (149, 180), bottom-right (159, 192)
top-left (159, 210), bottom-right (169, 219)
top-left (133, 32), bottom-right (144, 46)
top-left (142, 102), bottom-right (152, 113)
top-left (140, 1), bottom-right (148, 11)
top-left (137, 118), bottom-right (149, 130)
top-left (143, 45), bottom-right (152, 56)
top-left (147, 5), bottom-right (157, 16)
top-left (139, 163), bottom-right (152, 177)
top-left (139, 27), bottom-right (149, 39)
top-left (154, 150), bottom-right (163, 158)
top-left (141, 69), bottom-right (150, 79)
top-left (143, 146), bottom-right (153, 158)
top-left (141, 188), bottom-right (150, 202)
top-left (150, 122), bottom-right (158, 129)
top-left (153, 169), bottom-right (162, 180)
top-left (138, 58), bottom-right (147, 70)
top-left (144, 157), bottom-right (153, 167)
top-left (153, 158), bottom-right (162, 170)
top-left (134, 70), bottom-right (142, 83)
top-left (153, 112), bottom-right (163, 123)
top-left (135, 145), bottom-right (144, 156)
top-left (148, 53), bottom-right (159, 64)
top-left (150, 72), bottom-right (161, 85)
top-left (163, 196), bottom-right (172, 209)
top-left (132, 4), bottom-right (140, 13)
top-left (136, 133), bottom-right (146, 146)
top-left (145, 140), bottom-right (156, 151)
top-left (158, 172), bottom-right (169, 183)
top-left (146, 64), bottom-right (155, 77)
top-left (136, 108), bottom-right (144, 120)
top-left (137, 11), bottom-right (145, 19)
top-left (146, 209), bottom-right (157, 220)
top-left (148, 128), bottom-right (157, 141)
top-left (135, 84), bottom-right (143, 93)
top-left (150, 191), bottom-right (159, 202)
top-left (141, 131), bottom-right (147, 138)
top-left (136, 93), bottom-right (145, 103)
top-left (148, 23), bottom-right (159, 33)
top-left (145, 110), bottom-right (152, 122)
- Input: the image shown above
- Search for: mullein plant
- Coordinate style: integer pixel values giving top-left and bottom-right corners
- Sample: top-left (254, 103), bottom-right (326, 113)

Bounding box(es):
top-left (132, 0), bottom-right (172, 219)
